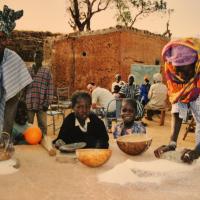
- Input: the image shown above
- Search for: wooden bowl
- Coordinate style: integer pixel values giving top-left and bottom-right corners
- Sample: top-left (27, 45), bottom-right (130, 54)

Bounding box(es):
top-left (76, 149), bottom-right (112, 167)
top-left (117, 134), bottom-right (152, 155)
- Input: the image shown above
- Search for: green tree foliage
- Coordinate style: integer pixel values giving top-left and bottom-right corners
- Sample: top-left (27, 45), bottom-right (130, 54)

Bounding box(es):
top-left (67, 0), bottom-right (111, 32)
top-left (114, 0), bottom-right (167, 27)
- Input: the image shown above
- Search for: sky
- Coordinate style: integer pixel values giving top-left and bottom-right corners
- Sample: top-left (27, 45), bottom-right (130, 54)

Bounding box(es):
top-left (1, 0), bottom-right (200, 38)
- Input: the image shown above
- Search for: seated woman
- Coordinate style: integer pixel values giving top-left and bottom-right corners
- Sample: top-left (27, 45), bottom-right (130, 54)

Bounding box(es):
top-left (113, 98), bottom-right (146, 139)
top-left (145, 73), bottom-right (168, 120)
top-left (53, 91), bottom-right (109, 148)
top-left (12, 101), bottom-right (31, 145)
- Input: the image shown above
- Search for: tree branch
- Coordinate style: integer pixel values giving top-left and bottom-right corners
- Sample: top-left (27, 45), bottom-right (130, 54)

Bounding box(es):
top-left (91, 0), bottom-right (111, 16)
top-left (130, 10), bottom-right (143, 27)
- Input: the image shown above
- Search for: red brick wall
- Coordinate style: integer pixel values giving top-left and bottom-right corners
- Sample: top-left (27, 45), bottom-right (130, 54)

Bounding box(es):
top-left (51, 28), bottom-right (169, 95)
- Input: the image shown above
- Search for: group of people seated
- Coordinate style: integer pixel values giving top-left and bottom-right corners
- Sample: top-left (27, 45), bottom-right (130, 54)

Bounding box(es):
top-left (109, 72), bottom-right (168, 121)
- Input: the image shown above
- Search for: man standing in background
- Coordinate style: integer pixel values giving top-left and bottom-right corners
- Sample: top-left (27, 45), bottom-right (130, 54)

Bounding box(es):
top-left (25, 50), bottom-right (53, 135)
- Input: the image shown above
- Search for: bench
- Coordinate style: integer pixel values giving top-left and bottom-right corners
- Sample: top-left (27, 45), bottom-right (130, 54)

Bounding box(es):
top-left (145, 108), bottom-right (167, 126)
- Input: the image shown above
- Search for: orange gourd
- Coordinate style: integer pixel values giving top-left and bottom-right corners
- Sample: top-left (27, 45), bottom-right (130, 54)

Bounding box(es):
top-left (23, 126), bottom-right (42, 145)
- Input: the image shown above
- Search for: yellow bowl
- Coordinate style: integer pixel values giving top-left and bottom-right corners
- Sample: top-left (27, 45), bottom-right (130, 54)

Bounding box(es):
top-left (76, 149), bottom-right (112, 167)
top-left (117, 134), bottom-right (152, 155)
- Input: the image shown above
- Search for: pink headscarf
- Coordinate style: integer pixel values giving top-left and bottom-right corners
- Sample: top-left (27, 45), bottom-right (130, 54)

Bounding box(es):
top-left (161, 38), bottom-right (200, 103)
top-left (162, 44), bottom-right (198, 66)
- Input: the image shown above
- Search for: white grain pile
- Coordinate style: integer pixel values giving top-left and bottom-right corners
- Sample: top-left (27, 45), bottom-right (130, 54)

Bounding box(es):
top-left (0, 159), bottom-right (19, 175)
top-left (98, 159), bottom-right (199, 185)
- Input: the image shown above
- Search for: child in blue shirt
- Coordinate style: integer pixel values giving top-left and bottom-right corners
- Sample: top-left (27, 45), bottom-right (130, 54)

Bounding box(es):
top-left (113, 98), bottom-right (146, 139)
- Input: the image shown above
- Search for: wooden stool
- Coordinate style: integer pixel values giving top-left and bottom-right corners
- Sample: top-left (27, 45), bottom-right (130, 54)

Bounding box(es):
top-left (145, 108), bottom-right (166, 126)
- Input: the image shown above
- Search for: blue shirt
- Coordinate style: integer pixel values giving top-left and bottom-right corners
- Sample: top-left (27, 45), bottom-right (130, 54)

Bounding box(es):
top-left (113, 121), bottom-right (146, 139)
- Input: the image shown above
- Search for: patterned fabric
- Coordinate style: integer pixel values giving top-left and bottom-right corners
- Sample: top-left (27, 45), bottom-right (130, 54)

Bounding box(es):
top-left (0, 58), bottom-right (3, 101)
top-left (113, 121), bottom-right (146, 139)
top-left (119, 84), bottom-right (144, 118)
top-left (0, 5), bottom-right (23, 36)
top-left (119, 83), bottom-right (140, 99)
top-left (190, 95), bottom-right (200, 147)
top-left (162, 38), bottom-right (200, 104)
top-left (3, 49), bottom-right (32, 101)
top-left (0, 68), bottom-right (5, 132)
top-left (0, 48), bottom-right (32, 131)
top-left (25, 66), bottom-right (53, 111)
top-left (163, 43), bottom-right (197, 67)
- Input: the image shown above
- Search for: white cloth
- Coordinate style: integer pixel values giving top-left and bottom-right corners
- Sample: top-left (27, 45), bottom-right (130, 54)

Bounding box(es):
top-left (2, 48), bottom-right (32, 101)
top-left (172, 95), bottom-right (200, 145)
top-left (111, 81), bottom-right (125, 93)
top-left (190, 95), bottom-right (200, 145)
top-left (0, 48), bottom-right (32, 131)
top-left (146, 82), bottom-right (168, 110)
top-left (171, 103), bottom-right (188, 120)
top-left (92, 87), bottom-right (116, 112)
top-left (75, 117), bottom-right (90, 133)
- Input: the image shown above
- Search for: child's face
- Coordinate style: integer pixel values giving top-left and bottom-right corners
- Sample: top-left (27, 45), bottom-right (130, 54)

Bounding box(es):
top-left (73, 98), bottom-right (91, 121)
top-left (121, 102), bottom-right (135, 123)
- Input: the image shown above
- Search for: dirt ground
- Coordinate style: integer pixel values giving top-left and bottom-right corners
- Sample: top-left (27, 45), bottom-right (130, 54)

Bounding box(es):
top-left (0, 110), bottom-right (199, 200)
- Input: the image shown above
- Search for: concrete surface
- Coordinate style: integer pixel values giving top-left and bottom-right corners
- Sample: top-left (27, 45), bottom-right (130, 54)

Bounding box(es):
top-left (0, 112), bottom-right (199, 200)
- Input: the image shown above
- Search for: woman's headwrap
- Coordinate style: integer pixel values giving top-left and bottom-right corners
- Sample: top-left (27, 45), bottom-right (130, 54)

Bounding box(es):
top-left (153, 73), bottom-right (162, 83)
top-left (0, 5), bottom-right (23, 36)
top-left (162, 38), bottom-right (200, 104)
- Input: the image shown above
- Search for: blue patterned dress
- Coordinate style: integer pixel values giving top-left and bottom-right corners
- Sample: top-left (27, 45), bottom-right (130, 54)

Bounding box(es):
top-left (113, 121), bottom-right (146, 139)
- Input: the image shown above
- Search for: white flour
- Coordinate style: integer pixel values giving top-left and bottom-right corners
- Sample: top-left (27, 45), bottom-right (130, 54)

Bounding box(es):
top-left (0, 159), bottom-right (19, 175)
top-left (98, 159), bottom-right (200, 185)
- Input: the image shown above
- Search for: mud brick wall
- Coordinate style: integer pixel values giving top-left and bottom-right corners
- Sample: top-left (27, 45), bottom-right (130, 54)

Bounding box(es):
top-left (50, 27), bottom-right (169, 94)
top-left (7, 30), bottom-right (59, 62)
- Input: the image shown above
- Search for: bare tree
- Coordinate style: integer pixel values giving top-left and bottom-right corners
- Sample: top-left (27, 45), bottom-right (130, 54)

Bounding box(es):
top-left (67, 0), bottom-right (111, 32)
top-left (162, 9), bottom-right (174, 38)
top-left (114, 0), bottom-right (168, 28)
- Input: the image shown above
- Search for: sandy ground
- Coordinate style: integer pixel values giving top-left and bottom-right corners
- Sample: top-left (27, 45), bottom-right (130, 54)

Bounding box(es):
top-left (0, 111), bottom-right (199, 200)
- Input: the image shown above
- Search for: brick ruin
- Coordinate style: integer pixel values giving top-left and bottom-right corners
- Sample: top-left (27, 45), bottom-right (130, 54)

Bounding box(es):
top-left (45, 26), bottom-right (169, 94)
top-left (7, 28), bottom-right (169, 95)
top-left (7, 30), bottom-right (60, 63)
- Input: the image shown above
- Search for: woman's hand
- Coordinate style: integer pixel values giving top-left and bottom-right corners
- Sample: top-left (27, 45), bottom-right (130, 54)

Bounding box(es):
top-left (154, 144), bottom-right (176, 158)
top-left (181, 149), bottom-right (199, 164)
